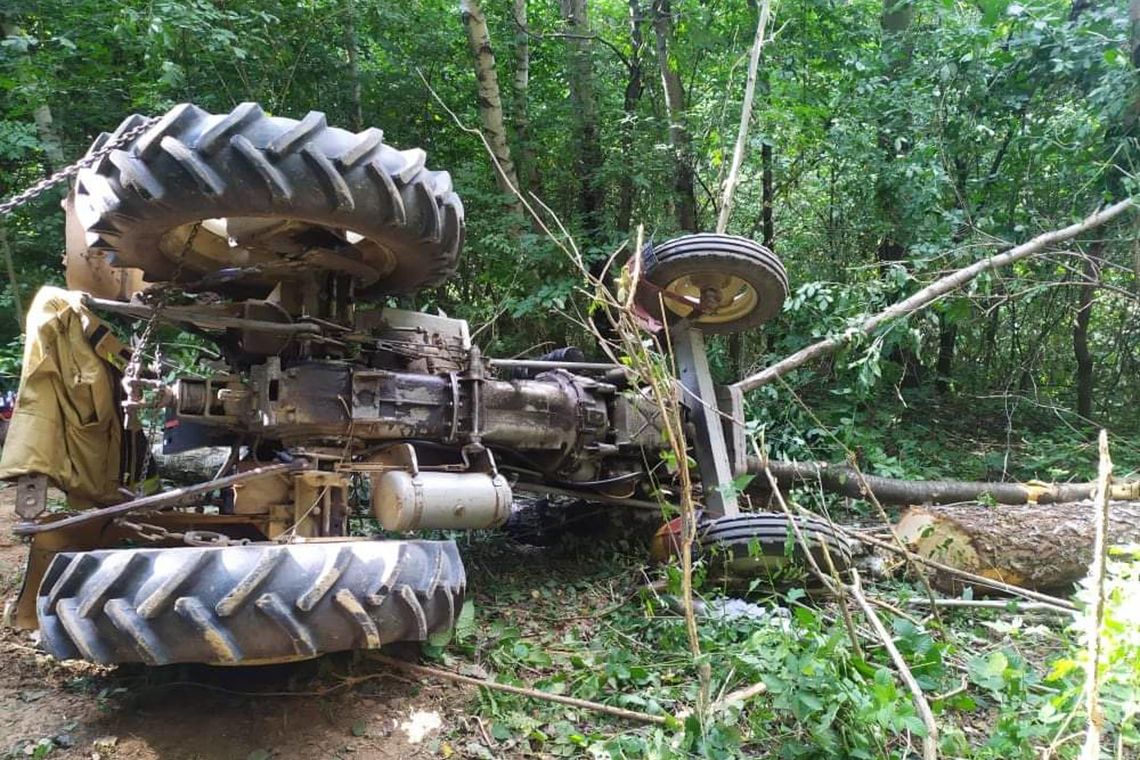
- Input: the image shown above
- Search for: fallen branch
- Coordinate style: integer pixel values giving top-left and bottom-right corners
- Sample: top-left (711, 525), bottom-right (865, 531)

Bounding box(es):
top-left (905, 598), bottom-right (1073, 615)
top-left (712, 681), bottom-right (768, 712)
top-left (734, 197), bottom-right (1138, 392)
top-left (748, 456), bottom-right (1138, 506)
top-left (368, 654), bottom-right (669, 726)
top-left (849, 569), bottom-right (939, 760)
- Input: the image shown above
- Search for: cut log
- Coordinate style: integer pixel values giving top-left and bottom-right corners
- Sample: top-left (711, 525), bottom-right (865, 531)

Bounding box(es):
top-left (895, 501), bottom-right (1140, 592)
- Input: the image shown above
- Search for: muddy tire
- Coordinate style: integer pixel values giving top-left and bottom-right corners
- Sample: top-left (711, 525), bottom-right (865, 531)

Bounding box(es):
top-left (73, 103), bottom-right (463, 296)
top-left (36, 540), bottom-right (464, 666)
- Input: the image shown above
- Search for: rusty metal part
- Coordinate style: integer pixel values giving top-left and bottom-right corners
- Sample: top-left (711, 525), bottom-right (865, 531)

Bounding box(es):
top-left (488, 358), bottom-right (627, 373)
top-left (290, 470), bottom-right (349, 538)
top-left (674, 328), bottom-right (739, 516)
top-left (114, 517), bottom-right (250, 547)
top-left (84, 296), bottom-right (323, 336)
top-left (0, 116), bottom-right (159, 217)
top-left (15, 474), bottom-right (48, 519)
top-left (13, 461), bottom-right (308, 536)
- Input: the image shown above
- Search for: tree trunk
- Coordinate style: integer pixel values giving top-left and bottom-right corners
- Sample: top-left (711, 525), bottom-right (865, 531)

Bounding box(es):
top-left (874, 0), bottom-right (913, 268)
top-left (747, 456), bottom-right (1139, 506)
top-left (1073, 243), bottom-right (1102, 419)
top-left (559, 0), bottom-right (606, 243)
top-left (343, 0), bottom-right (364, 132)
top-left (460, 0), bottom-right (524, 210)
top-left (617, 0), bottom-right (645, 233)
top-left (896, 501), bottom-right (1140, 592)
top-left (32, 105), bottom-right (66, 171)
top-left (512, 0), bottom-right (538, 194)
top-left (651, 0), bottom-right (697, 231)
top-left (935, 313), bottom-right (956, 394)
top-left (0, 224), bottom-right (23, 329)
top-left (761, 140), bottom-right (773, 249)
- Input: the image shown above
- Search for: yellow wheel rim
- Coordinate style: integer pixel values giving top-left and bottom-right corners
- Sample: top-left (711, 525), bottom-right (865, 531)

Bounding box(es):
top-left (660, 272), bottom-right (759, 324)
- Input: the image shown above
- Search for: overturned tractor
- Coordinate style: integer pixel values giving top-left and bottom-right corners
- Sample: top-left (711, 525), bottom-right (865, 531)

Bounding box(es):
top-left (0, 104), bottom-right (844, 666)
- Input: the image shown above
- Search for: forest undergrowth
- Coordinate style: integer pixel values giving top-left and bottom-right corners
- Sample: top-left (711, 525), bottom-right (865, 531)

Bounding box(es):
top-left (439, 413), bottom-right (1140, 759)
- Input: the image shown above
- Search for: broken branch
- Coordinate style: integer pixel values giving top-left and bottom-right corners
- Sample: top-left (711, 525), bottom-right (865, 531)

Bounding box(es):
top-left (716, 0), bottom-right (771, 234)
top-left (747, 456), bottom-right (1137, 506)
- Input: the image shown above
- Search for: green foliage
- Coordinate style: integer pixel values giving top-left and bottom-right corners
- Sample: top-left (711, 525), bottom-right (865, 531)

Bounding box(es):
top-left (452, 523), bottom-right (1140, 759)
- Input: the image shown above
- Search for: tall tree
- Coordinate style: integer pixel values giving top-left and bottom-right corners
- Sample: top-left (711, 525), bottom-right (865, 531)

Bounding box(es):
top-left (460, 0), bottom-right (523, 210)
top-left (651, 0), bottom-right (697, 231)
top-left (559, 0), bottom-right (606, 245)
top-left (616, 0), bottom-right (646, 233)
top-left (512, 0), bottom-right (538, 194)
top-left (343, 0), bottom-right (364, 131)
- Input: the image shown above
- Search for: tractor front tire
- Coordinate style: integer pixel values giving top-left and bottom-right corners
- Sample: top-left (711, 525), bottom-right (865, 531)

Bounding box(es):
top-left (37, 540), bottom-right (463, 666)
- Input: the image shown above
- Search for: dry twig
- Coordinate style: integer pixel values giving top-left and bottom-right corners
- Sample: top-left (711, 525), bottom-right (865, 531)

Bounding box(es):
top-left (368, 654), bottom-right (669, 726)
top-left (849, 569), bottom-right (940, 760)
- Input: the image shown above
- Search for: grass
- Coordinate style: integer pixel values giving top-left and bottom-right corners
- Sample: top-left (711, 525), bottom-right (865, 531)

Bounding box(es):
top-left (430, 501), bottom-right (1139, 759)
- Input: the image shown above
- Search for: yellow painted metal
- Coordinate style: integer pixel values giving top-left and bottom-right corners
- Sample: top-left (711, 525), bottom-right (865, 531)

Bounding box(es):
top-left (661, 273), bottom-right (759, 324)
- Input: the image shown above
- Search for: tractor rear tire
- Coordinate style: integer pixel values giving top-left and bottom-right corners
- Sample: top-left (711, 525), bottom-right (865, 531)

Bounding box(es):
top-left (36, 539), bottom-right (463, 666)
top-left (73, 103), bottom-right (463, 297)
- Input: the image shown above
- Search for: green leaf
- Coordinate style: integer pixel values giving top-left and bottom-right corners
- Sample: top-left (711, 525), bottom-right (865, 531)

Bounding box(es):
top-left (455, 600), bottom-right (476, 643)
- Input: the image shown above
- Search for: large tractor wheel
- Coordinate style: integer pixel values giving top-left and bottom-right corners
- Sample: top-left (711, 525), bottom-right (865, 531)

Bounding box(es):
top-left (36, 539), bottom-right (463, 666)
top-left (71, 103), bottom-right (464, 297)
top-left (634, 233), bottom-right (787, 334)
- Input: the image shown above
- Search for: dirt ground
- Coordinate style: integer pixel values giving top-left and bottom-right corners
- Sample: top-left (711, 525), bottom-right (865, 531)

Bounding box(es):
top-left (0, 484), bottom-right (477, 760)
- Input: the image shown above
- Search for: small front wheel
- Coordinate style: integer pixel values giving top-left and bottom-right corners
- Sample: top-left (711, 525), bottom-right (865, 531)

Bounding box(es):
top-left (633, 233), bottom-right (787, 334)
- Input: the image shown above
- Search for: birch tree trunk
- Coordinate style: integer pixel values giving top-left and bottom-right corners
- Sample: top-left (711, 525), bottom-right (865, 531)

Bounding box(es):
top-left (651, 0), bottom-right (697, 231)
top-left (460, 0), bottom-right (523, 210)
top-left (512, 0), bottom-right (538, 193)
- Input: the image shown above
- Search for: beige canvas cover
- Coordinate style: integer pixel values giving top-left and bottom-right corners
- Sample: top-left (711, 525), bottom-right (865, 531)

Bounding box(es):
top-left (0, 287), bottom-right (129, 507)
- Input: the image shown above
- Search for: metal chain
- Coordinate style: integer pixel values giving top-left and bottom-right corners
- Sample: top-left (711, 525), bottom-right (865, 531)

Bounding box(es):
top-left (0, 116), bottom-right (160, 217)
top-left (125, 222), bottom-right (201, 488)
top-left (114, 517), bottom-right (248, 547)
